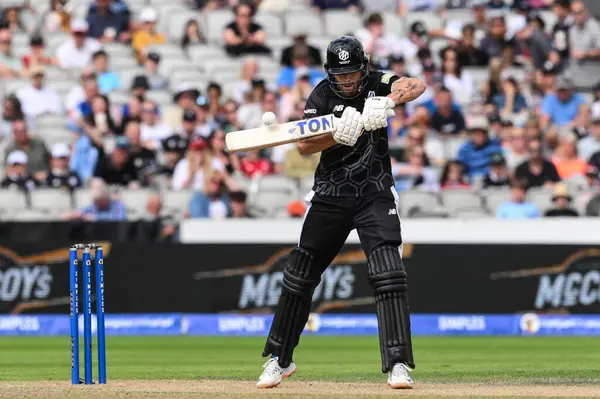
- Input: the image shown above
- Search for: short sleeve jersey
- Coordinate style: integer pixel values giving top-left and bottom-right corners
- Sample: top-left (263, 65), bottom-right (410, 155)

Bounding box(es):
top-left (303, 70), bottom-right (399, 197)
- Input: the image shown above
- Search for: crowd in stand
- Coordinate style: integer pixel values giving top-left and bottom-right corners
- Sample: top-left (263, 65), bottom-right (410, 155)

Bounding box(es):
top-left (1, 0), bottom-right (600, 221)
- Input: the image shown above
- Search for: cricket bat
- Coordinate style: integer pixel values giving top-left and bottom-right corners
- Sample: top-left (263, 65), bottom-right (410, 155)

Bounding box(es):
top-left (225, 114), bottom-right (338, 153)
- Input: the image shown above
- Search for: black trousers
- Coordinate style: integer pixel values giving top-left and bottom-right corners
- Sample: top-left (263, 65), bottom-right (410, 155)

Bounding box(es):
top-left (299, 187), bottom-right (403, 269)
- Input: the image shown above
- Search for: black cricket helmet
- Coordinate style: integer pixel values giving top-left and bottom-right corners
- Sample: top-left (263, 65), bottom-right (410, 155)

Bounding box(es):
top-left (324, 36), bottom-right (370, 99)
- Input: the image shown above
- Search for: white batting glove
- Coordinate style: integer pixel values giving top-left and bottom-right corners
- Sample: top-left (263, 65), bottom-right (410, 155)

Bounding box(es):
top-left (332, 106), bottom-right (364, 146)
top-left (362, 97), bottom-right (395, 131)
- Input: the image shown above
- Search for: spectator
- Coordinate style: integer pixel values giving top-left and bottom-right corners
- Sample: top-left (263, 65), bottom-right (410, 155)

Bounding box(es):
top-left (238, 82), bottom-right (266, 129)
top-left (440, 48), bottom-right (474, 101)
top-left (44, 0), bottom-right (71, 33)
top-left (577, 164), bottom-right (600, 211)
top-left (493, 76), bottom-right (528, 118)
top-left (504, 127), bottom-right (529, 171)
top-left (172, 138), bottom-right (224, 191)
top-left (70, 134), bottom-right (99, 184)
top-left (174, 108), bottom-right (200, 141)
top-left (440, 160), bottom-right (470, 190)
top-left (280, 69), bottom-right (315, 123)
top-left (78, 178), bottom-right (127, 221)
top-left (0, 95), bottom-right (24, 140)
top-left (92, 50), bottom-right (121, 94)
top-left (140, 100), bottom-right (171, 150)
top-left (56, 20), bottom-right (102, 70)
top-left (354, 13), bottom-right (402, 68)
top-left (4, 119), bottom-right (49, 180)
top-left (0, 30), bottom-right (20, 78)
top-left (206, 82), bottom-right (226, 117)
top-left (399, 0), bottom-right (437, 14)
top-left (456, 24), bottom-right (489, 67)
top-left (488, 0), bottom-right (510, 10)
top-left (387, 104), bottom-right (409, 144)
top-left (229, 190), bottom-right (250, 218)
top-left (544, 182), bottom-right (579, 216)
top-left (139, 193), bottom-right (177, 240)
top-left (280, 33), bottom-right (322, 67)
top-left (124, 120), bottom-right (156, 183)
top-left (515, 139), bottom-right (561, 188)
top-left (66, 69), bottom-right (96, 118)
top-left (1, 150), bottom-right (37, 191)
top-left (224, 3), bottom-right (271, 57)
top-left (540, 77), bottom-right (587, 129)
top-left (483, 153), bottom-right (511, 188)
top-left (43, 143), bottom-right (82, 190)
top-left (240, 150), bottom-right (272, 178)
top-left (21, 36), bottom-right (56, 77)
top-left (130, 75), bottom-right (150, 100)
top-left (222, 99), bottom-right (244, 133)
top-left (1, 7), bottom-right (23, 32)
top-left (312, 0), bottom-right (360, 12)
top-left (189, 172), bottom-right (229, 219)
top-left (457, 118), bottom-right (503, 180)
top-left (117, 94), bottom-right (142, 133)
top-left (86, 0), bottom-right (131, 43)
top-left (471, 0), bottom-right (490, 40)
top-left (412, 60), bottom-right (442, 108)
top-left (480, 16), bottom-right (512, 61)
top-left (16, 65), bottom-right (63, 118)
top-left (579, 118), bottom-right (600, 161)
top-left (405, 126), bottom-right (444, 167)
top-left (207, 128), bottom-right (238, 175)
top-left (549, 0), bottom-right (573, 70)
top-left (142, 51), bottom-right (168, 90)
top-left (181, 19), bottom-right (205, 49)
top-left (590, 147), bottom-right (600, 170)
top-left (283, 145), bottom-right (319, 180)
top-left (569, 1), bottom-right (600, 64)
top-left (80, 94), bottom-right (118, 148)
top-left (164, 84), bottom-right (200, 132)
top-left (232, 58), bottom-right (260, 103)
top-left (93, 136), bottom-right (139, 187)
top-left (194, 101), bottom-right (217, 138)
top-left (496, 178), bottom-right (540, 219)
top-left (393, 145), bottom-right (439, 192)
top-left (385, 54), bottom-right (408, 77)
top-left (132, 7), bottom-right (166, 64)
top-left (552, 131), bottom-right (587, 179)
top-left (276, 48), bottom-right (325, 94)
top-left (430, 87), bottom-right (466, 136)
top-left (158, 134), bottom-right (187, 182)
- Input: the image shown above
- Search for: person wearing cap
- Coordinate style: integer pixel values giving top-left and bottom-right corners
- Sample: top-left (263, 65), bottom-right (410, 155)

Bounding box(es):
top-left (140, 100), bottom-right (171, 150)
top-left (159, 134), bottom-right (187, 179)
top-left (92, 50), bottom-right (121, 94)
top-left (16, 64), bottom-right (63, 118)
top-left (548, 0), bottom-right (573, 69)
top-left (276, 46), bottom-right (325, 94)
top-left (43, 143), bottom-right (82, 190)
top-left (85, 0), bottom-right (131, 43)
top-left (483, 153), bottom-right (510, 188)
top-left (132, 7), bottom-right (166, 64)
top-left (544, 182), bottom-right (579, 216)
top-left (4, 119), bottom-right (49, 179)
top-left (21, 35), bottom-right (57, 77)
top-left (224, 3), bottom-right (271, 57)
top-left (143, 51), bottom-right (167, 90)
top-left (175, 108), bottom-right (200, 141)
top-left (457, 117), bottom-right (503, 180)
top-left (93, 136), bottom-right (140, 187)
top-left (578, 118), bottom-right (600, 161)
top-left (280, 33), bottom-right (322, 68)
top-left (1, 150), bottom-right (37, 191)
top-left (540, 76), bottom-right (587, 129)
top-left (354, 13), bottom-right (403, 68)
top-left (130, 75), bottom-right (150, 100)
top-left (163, 83), bottom-right (200, 132)
top-left (56, 19), bottom-right (102, 69)
top-left (496, 177), bottom-right (540, 219)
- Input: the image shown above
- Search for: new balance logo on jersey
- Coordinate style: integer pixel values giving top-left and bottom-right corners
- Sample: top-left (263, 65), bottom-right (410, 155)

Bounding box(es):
top-left (368, 91), bottom-right (376, 98)
top-left (388, 208), bottom-right (397, 215)
top-left (333, 105), bottom-right (344, 112)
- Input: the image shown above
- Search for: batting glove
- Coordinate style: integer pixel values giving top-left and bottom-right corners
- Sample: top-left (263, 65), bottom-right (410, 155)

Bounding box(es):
top-left (362, 96), bottom-right (395, 131)
top-left (332, 106), bottom-right (364, 146)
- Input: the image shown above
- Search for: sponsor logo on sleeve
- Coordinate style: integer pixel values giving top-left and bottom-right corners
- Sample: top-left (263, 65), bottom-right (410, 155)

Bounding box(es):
top-left (381, 73), bottom-right (393, 84)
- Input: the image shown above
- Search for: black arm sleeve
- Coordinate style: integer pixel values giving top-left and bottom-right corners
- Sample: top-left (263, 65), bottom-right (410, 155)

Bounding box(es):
top-left (374, 72), bottom-right (400, 96)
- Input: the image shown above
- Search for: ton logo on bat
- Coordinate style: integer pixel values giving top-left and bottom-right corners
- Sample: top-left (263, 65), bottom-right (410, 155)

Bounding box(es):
top-left (288, 115), bottom-right (334, 136)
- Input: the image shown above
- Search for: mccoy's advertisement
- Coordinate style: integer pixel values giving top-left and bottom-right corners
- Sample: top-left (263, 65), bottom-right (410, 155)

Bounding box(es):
top-left (1, 239), bottom-right (599, 314)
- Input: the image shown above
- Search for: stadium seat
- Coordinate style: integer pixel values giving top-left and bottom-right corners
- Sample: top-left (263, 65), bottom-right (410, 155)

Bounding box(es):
top-left (203, 9), bottom-right (235, 44)
top-left (443, 137), bottom-right (466, 160)
top-left (483, 188), bottom-right (512, 214)
top-left (46, 33), bottom-right (69, 53)
top-left (104, 43), bottom-right (135, 59)
top-left (397, 190), bottom-right (439, 217)
top-left (187, 45), bottom-right (227, 63)
top-left (444, 9), bottom-right (475, 25)
top-left (252, 175), bottom-right (299, 197)
top-left (441, 189), bottom-right (483, 214)
top-left (163, 190), bottom-right (192, 219)
top-left (285, 13), bottom-right (323, 36)
top-left (158, 58), bottom-right (197, 76)
top-left (166, 13), bottom-right (200, 42)
top-left (147, 44), bottom-right (187, 60)
top-left (201, 57), bottom-right (241, 75)
top-left (157, 5), bottom-right (190, 34)
top-left (404, 11), bottom-right (443, 31)
top-left (323, 10), bottom-right (363, 37)
top-left (169, 70), bottom-right (208, 91)
top-left (528, 187), bottom-right (553, 214)
top-left (29, 188), bottom-right (73, 211)
top-left (382, 13), bottom-right (405, 36)
top-left (119, 68), bottom-right (145, 90)
top-left (11, 209), bottom-right (57, 222)
top-left (111, 56), bottom-right (139, 70)
top-left (0, 189), bottom-right (29, 211)
top-left (4, 79), bottom-right (29, 94)
top-left (250, 191), bottom-right (294, 217)
top-left (41, 128), bottom-right (73, 148)
top-left (146, 91), bottom-right (173, 107)
top-left (73, 188), bottom-right (91, 209)
top-left (254, 13), bottom-right (284, 37)
top-left (117, 189), bottom-right (153, 213)
top-left (109, 91), bottom-right (131, 108)
top-left (452, 207), bottom-right (491, 219)
top-left (37, 114), bottom-right (68, 129)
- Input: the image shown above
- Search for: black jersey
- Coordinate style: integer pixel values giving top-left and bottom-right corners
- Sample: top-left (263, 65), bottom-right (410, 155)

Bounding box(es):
top-left (552, 18), bottom-right (572, 61)
top-left (304, 70), bottom-right (399, 197)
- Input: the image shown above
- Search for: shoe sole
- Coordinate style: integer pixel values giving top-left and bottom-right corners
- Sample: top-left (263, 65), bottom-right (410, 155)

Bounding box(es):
top-left (256, 368), bottom-right (296, 389)
top-left (388, 381), bottom-right (413, 389)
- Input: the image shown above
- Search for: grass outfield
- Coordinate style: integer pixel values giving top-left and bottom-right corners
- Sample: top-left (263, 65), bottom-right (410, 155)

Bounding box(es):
top-left (0, 336), bottom-right (599, 398)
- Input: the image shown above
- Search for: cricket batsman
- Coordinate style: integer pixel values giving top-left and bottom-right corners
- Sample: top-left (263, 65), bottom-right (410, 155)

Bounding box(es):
top-left (256, 36), bottom-right (426, 389)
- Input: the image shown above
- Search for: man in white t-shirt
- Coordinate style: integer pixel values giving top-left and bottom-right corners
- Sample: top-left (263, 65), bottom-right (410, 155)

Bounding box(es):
top-left (17, 65), bottom-right (63, 118)
top-left (56, 20), bottom-right (102, 70)
top-left (140, 100), bottom-right (171, 150)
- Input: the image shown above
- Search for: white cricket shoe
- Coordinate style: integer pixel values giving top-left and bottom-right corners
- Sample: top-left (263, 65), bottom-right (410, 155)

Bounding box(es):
top-left (256, 357), bottom-right (296, 389)
top-left (387, 363), bottom-right (413, 389)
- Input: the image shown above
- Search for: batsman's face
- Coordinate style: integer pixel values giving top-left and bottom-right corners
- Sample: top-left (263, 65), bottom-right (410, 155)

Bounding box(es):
top-left (333, 71), bottom-right (362, 97)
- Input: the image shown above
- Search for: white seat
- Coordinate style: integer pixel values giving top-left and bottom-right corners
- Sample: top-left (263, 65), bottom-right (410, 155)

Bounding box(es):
top-left (250, 191), bottom-right (295, 217)
top-left (397, 190), bottom-right (439, 217)
top-left (323, 10), bottom-right (362, 37)
top-left (483, 188), bottom-right (512, 214)
top-left (29, 188), bottom-right (73, 211)
top-left (146, 90), bottom-right (173, 106)
top-left (163, 190), bottom-right (192, 216)
top-left (167, 13), bottom-right (201, 42)
top-left (156, 5), bottom-right (190, 34)
top-left (382, 13), bottom-right (405, 36)
top-left (73, 188), bottom-right (91, 208)
top-left (158, 58), bottom-right (197, 76)
top-left (111, 56), bottom-right (139, 70)
top-left (169, 70), bottom-right (208, 91)
top-left (528, 187), bottom-right (553, 214)
top-left (109, 91), bottom-right (131, 108)
top-left (204, 9), bottom-right (235, 44)
top-left (253, 175), bottom-right (299, 196)
top-left (0, 189), bottom-right (28, 210)
top-left (453, 207), bottom-right (491, 219)
top-left (443, 137), bottom-right (467, 160)
top-left (147, 44), bottom-right (187, 59)
top-left (444, 9), bottom-right (474, 25)
top-left (441, 190), bottom-right (482, 214)
top-left (37, 114), bottom-right (68, 129)
top-left (119, 68), bottom-right (145, 90)
top-left (116, 189), bottom-right (153, 212)
top-left (254, 13), bottom-right (284, 37)
top-left (103, 42), bottom-right (134, 58)
top-left (187, 44), bottom-right (227, 63)
top-left (46, 33), bottom-right (69, 53)
top-left (4, 79), bottom-right (29, 94)
top-left (11, 209), bottom-right (56, 221)
top-left (41, 128), bottom-right (73, 148)
top-left (201, 57), bottom-right (241, 75)
top-left (285, 13), bottom-right (323, 36)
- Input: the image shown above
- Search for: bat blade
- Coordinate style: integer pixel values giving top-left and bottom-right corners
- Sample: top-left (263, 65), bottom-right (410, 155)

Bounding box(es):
top-left (225, 114), bottom-right (338, 152)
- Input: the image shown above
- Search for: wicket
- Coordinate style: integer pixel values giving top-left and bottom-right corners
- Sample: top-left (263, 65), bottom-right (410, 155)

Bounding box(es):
top-left (69, 243), bottom-right (107, 385)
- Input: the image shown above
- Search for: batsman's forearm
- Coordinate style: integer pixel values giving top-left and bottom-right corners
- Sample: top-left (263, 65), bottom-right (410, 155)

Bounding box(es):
top-left (387, 78), bottom-right (426, 105)
top-left (297, 133), bottom-right (336, 155)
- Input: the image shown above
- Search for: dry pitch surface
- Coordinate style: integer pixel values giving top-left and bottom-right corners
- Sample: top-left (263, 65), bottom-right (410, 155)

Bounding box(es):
top-left (1, 380), bottom-right (600, 398)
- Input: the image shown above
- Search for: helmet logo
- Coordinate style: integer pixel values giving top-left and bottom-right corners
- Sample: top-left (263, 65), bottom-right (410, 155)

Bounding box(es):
top-left (338, 50), bottom-right (350, 61)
